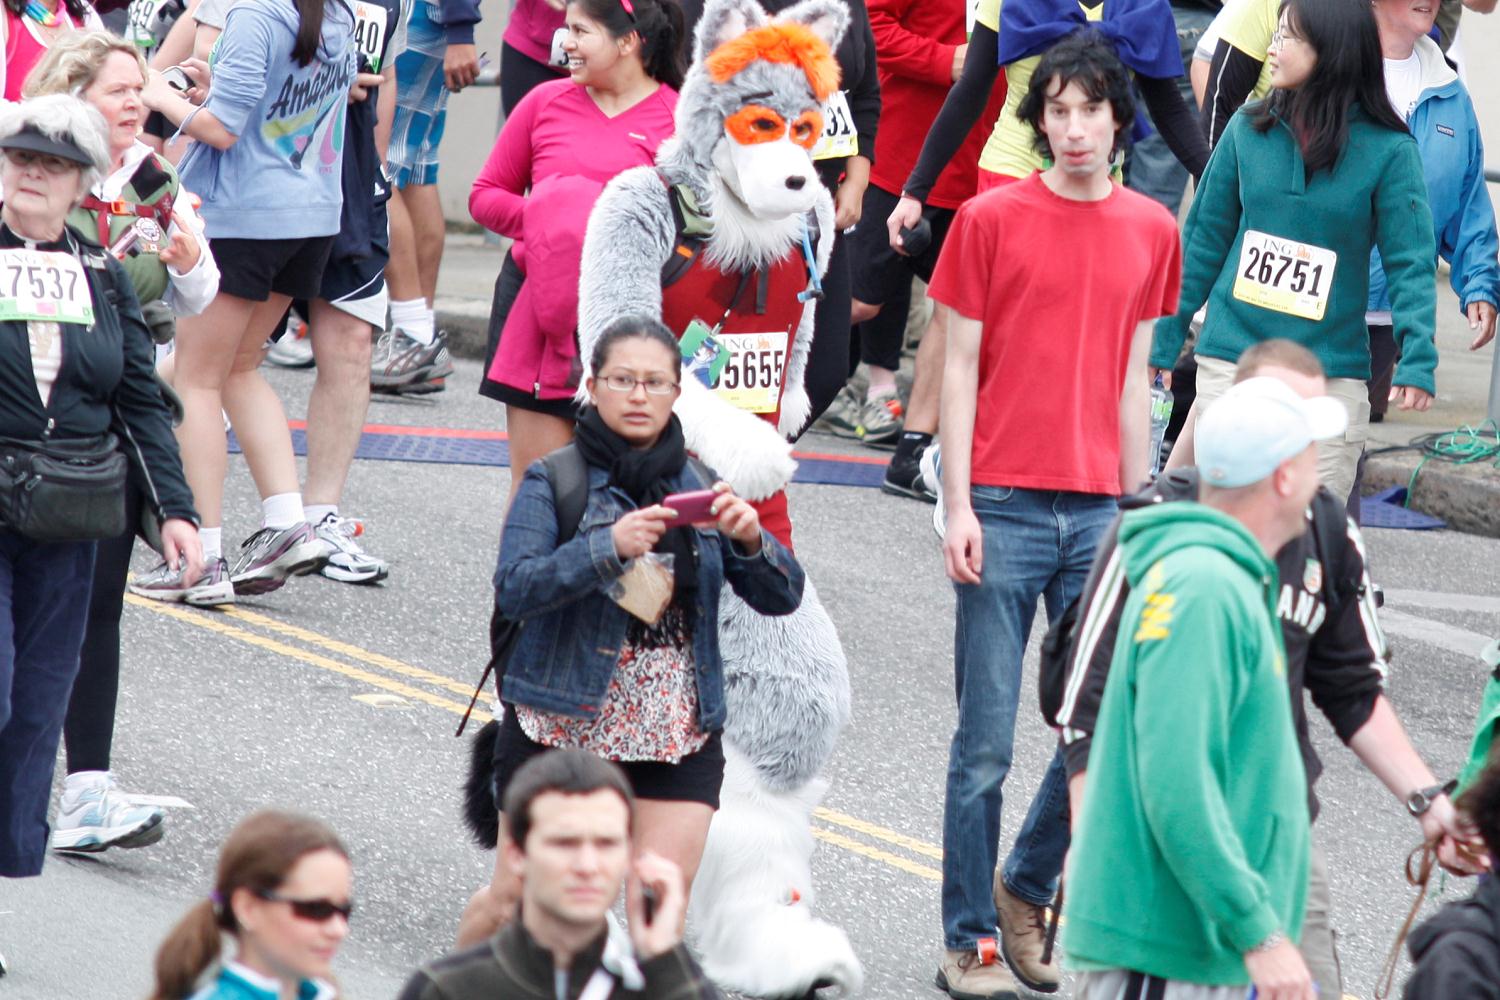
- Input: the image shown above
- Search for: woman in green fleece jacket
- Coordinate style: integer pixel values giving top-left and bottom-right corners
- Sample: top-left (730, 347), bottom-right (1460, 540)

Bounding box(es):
top-left (1152, 0), bottom-right (1436, 504)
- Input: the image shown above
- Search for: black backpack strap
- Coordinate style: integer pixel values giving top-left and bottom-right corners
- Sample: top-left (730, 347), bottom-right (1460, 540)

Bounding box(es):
top-left (658, 171), bottom-right (708, 290)
top-left (457, 443), bottom-right (592, 736)
top-left (1308, 490), bottom-right (1354, 615)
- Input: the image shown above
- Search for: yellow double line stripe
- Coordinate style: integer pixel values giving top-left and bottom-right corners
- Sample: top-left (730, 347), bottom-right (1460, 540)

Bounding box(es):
top-left (124, 596), bottom-right (941, 879)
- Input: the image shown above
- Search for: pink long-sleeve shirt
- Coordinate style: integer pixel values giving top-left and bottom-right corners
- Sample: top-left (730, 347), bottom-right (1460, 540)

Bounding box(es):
top-left (468, 78), bottom-right (678, 242)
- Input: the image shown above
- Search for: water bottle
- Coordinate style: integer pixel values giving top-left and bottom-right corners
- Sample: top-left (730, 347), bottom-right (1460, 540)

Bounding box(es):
top-left (1148, 375), bottom-right (1173, 480)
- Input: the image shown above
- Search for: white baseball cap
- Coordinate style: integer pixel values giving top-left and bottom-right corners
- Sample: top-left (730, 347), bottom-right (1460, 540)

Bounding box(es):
top-left (1196, 375), bottom-right (1348, 488)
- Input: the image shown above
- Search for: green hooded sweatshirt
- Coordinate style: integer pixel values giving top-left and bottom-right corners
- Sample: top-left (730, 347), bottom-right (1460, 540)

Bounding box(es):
top-left (1063, 502), bottom-right (1310, 985)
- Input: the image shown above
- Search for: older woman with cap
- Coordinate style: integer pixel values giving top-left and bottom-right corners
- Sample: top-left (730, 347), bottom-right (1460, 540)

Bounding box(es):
top-left (15, 32), bottom-right (220, 858)
top-left (0, 93), bottom-right (199, 934)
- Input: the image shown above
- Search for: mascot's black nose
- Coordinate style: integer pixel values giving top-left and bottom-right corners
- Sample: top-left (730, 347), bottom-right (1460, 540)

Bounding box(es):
top-left (785, 176), bottom-right (806, 191)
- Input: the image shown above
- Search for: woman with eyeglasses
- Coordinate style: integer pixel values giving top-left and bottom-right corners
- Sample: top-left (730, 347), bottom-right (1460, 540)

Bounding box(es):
top-left (469, 0), bottom-right (683, 509)
top-left (1150, 0), bottom-right (1436, 505)
top-left (148, 811), bottom-right (352, 1000)
top-left (456, 316), bottom-right (805, 945)
top-left (0, 95), bottom-right (199, 907)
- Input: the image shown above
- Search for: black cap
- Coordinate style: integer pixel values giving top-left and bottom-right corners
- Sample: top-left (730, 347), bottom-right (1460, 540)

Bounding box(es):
top-left (0, 124), bottom-right (92, 167)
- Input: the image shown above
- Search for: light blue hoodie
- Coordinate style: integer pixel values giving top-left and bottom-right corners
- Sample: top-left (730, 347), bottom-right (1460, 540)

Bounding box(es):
top-left (179, 0), bottom-right (356, 240)
top-left (1369, 35), bottom-right (1499, 317)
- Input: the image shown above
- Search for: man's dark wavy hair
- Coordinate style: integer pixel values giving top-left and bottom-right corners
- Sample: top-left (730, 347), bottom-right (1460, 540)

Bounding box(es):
top-left (1016, 29), bottom-right (1137, 162)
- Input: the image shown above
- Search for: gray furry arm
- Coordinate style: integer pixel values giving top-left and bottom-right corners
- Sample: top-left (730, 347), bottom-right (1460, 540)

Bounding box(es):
top-left (577, 167), bottom-right (678, 390)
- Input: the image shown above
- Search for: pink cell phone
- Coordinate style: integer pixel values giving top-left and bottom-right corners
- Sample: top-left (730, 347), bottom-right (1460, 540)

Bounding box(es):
top-left (662, 489), bottom-right (718, 528)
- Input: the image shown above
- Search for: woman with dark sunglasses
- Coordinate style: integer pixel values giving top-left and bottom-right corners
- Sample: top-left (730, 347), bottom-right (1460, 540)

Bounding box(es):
top-left (148, 811), bottom-right (353, 1000)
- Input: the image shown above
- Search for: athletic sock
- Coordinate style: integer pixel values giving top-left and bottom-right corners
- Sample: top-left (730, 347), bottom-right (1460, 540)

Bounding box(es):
top-left (893, 430), bottom-right (933, 465)
top-left (390, 298), bottom-right (434, 345)
top-left (201, 526), bottom-right (222, 560)
top-left (305, 504), bottom-right (338, 526)
top-left (262, 493), bottom-right (306, 530)
top-left (866, 372), bottom-right (898, 402)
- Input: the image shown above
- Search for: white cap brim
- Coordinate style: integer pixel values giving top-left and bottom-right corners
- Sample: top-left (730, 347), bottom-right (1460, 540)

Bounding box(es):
top-left (1301, 396), bottom-right (1348, 442)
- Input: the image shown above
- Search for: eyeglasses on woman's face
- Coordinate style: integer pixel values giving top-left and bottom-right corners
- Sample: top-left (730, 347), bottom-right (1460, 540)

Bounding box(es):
top-left (600, 372), bottom-right (680, 396)
top-left (2, 148), bottom-right (78, 176)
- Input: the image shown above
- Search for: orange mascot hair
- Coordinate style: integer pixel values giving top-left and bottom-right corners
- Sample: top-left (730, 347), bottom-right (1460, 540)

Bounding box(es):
top-left (704, 22), bottom-right (841, 103)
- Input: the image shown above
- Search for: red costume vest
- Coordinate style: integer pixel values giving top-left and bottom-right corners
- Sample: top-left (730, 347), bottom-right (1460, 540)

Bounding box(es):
top-left (658, 241), bottom-right (808, 551)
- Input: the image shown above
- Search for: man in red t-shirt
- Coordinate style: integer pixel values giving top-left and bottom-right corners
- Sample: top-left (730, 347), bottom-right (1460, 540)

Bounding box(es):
top-left (923, 32), bottom-right (1182, 1000)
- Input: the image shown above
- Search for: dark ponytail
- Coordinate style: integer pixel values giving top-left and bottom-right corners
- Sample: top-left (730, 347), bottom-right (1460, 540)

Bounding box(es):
top-left (147, 811), bottom-right (349, 1000)
top-left (572, 0), bottom-right (686, 90)
top-left (291, 0), bottom-right (330, 66)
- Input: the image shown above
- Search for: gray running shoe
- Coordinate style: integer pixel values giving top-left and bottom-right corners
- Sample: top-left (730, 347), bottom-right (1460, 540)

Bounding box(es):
top-left (813, 383), bottom-right (863, 438)
top-left (50, 773), bottom-right (165, 853)
top-left (313, 514), bottom-right (389, 584)
top-left (230, 523), bottom-right (326, 596)
top-left (856, 389), bottom-right (903, 447)
top-left (130, 557), bottom-right (235, 607)
top-left (371, 328), bottom-right (454, 390)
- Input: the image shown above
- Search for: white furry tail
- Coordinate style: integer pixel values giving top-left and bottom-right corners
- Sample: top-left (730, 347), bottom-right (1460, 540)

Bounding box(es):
top-left (690, 745), bottom-right (864, 998)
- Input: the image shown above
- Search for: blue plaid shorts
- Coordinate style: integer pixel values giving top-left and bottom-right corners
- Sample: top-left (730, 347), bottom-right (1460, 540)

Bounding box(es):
top-left (389, 0), bottom-right (449, 186)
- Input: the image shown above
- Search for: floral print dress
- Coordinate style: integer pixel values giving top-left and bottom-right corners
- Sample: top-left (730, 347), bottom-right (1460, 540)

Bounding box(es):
top-left (516, 602), bottom-right (710, 763)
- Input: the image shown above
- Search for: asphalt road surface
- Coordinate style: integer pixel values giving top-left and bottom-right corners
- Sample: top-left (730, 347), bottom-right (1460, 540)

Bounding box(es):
top-left (2, 358), bottom-right (1496, 1000)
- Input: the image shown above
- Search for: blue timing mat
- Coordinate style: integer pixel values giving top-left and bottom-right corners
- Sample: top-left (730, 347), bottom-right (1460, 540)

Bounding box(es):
top-left (229, 428), bottom-right (889, 489)
top-left (1358, 487), bottom-right (1446, 530)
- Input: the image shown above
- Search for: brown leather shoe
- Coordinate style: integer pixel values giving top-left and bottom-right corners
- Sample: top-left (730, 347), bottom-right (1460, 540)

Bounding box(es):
top-left (994, 876), bottom-right (1061, 994)
top-left (935, 945), bottom-right (1019, 1000)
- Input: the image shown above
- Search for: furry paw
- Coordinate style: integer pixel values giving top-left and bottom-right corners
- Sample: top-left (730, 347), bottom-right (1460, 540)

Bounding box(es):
top-left (698, 916), bottom-right (864, 998)
top-left (676, 380), bottom-right (795, 500)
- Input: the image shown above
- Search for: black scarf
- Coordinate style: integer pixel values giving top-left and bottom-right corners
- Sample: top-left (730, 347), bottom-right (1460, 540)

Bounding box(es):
top-left (573, 407), bottom-right (698, 594)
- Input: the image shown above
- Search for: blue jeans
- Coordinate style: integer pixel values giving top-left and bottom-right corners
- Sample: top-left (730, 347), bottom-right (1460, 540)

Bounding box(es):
top-left (0, 532), bottom-right (97, 877)
top-left (943, 486), bottom-right (1116, 950)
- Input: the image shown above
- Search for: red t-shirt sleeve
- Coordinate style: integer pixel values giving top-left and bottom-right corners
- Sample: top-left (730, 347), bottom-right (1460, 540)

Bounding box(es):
top-left (1137, 211), bottom-right (1184, 324)
top-left (927, 200), bottom-right (993, 321)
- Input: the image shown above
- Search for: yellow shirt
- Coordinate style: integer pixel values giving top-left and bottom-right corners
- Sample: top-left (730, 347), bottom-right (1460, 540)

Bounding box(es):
top-left (1214, 0), bottom-right (1276, 101)
top-left (976, 0), bottom-right (1106, 179)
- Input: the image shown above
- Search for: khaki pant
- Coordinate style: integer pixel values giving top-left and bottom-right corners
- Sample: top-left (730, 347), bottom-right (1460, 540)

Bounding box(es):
top-left (1193, 355), bottom-right (1369, 503)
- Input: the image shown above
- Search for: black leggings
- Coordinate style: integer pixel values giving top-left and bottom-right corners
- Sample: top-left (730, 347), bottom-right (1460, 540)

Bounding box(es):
top-left (802, 230), bottom-right (852, 430)
top-left (500, 42), bottom-right (565, 117)
top-left (63, 488), bottom-right (143, 775)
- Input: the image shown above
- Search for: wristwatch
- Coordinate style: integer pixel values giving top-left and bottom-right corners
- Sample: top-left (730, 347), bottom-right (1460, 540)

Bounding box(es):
top-left (1406, 779), bottom-right (1458, 816)
top-left (1249, 930), bottom-right (1286, 954)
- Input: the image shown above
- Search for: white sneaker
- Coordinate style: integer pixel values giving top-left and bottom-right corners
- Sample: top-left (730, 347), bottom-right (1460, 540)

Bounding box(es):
top-left (920, 442), bottom-right (945, 540)
top-left (50, 773), bottom-right (164, 853)
top-left (265, 311), bottom-right (315, 368)
top-left (313, 514), bottom-right (389, 584)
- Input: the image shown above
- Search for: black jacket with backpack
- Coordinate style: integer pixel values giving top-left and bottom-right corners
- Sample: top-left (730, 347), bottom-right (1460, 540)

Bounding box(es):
top-left (1403, 869), bottom-right (1500, 1000)
top-left (1040, 468), bottom-right (1388, 819)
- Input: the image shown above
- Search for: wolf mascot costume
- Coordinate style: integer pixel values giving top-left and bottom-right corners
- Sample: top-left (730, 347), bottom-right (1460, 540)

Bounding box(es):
top-left (576, 0), bottom-right (861, 995)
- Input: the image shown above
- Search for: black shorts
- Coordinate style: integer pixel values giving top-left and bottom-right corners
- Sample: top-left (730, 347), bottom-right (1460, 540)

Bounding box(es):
top-left (492, 704), bottom-right (726, 809)
top-left (847, 183), bottom-right (956, 306)
top-left (211, 234), bottom-right (335, 302)
top-left (143, 111), bottom-right (173, 140)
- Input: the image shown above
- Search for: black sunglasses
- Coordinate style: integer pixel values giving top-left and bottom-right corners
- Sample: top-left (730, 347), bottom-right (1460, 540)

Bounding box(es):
top-left (254, 889), bottom-right (355, 923)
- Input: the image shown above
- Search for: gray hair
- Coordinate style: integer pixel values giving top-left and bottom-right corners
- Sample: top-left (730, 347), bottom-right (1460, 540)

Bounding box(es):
top-left (0, 94), bottom-right (109, 194)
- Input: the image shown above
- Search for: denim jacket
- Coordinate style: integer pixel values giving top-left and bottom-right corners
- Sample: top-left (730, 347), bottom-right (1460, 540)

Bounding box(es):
top-left (493, 460), bottom-right (805, 731)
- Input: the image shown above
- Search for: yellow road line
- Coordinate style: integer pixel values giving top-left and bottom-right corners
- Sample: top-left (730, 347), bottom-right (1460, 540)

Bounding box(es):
top-left (812, 826), bottom-right (943, 881)
top-left (129, 598), bottom-right (959, 886)
top-left (124, 595), bottom-right (491, 725)
top-left (222, 605), bottom-right (479, 698)
top-left (814, 807), bottom-right (943, 860)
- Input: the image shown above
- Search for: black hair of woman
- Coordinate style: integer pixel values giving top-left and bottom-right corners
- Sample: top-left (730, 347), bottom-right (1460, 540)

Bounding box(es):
top-left (290, 0), bottom-right (331, 66)
top-left (571, 0), bottom-right (686, 91)
top-left (2, 0), bottom-right (91, 22)
top-left (590, 315), bottom-right (683, 379)
top-left (1250, 0), bottom-right (1408, 178)
top-left (1015, 29), bottom-right (1138, 161)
